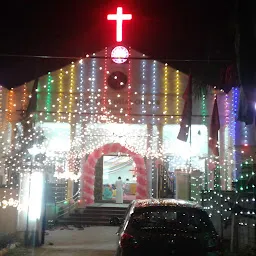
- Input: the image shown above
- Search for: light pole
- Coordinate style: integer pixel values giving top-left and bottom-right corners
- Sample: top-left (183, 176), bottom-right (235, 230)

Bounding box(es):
top-left (24, 145), bottom-right (44, 246)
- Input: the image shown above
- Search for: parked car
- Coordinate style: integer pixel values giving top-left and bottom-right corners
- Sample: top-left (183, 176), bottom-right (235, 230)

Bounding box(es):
top-left (115, 199), bottom-right (221, 256)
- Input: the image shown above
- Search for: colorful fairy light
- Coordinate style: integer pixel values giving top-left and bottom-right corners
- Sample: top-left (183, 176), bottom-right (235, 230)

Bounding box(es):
top-left (141, 57), bottom-right (146, 124)
top-left (58, 68), bottom-right (64, 121)
top-left (164, 63), bottom-right (168, 124)
top-left (7, 88), bottom-right (14, 122)
top-left (46, 72), bottom-right (52, 120)
top-left (243, 124), bottom-right (248, 146)
top-left (175, 70), bottom-right (180, 123)
top-left (232, 87), bottom-right (239, 181)
top-left (0, 48), bottom-right (254, 226)
top-left (201, 93), bottom-right (207, 125)
top-left (89, 58), bottom-right (96, 123)
top-left (224, 93), bottom-right (231, 190)
top-left (22, 84), bottom-right (27, 113)
top-left (152, 61), bottom-right (157, 125)
top-left (79, 59), bottom-right (85, 125)
top-left (0, 4), bottom-right (253, 231)
top-left (68, 63), bottom-right (75, 123)
top-left (127, 47), bottom-right (132, 123)
top-left (103, 47), bottom-right (108, 112)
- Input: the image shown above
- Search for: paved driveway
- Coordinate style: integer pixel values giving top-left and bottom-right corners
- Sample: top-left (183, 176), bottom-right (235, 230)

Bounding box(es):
top-left (44, 226), bottom-right (118, 250)
top-left (32, 248), bottom-right (115, 256)
top-left (32, 226), bottom-right (118, 256)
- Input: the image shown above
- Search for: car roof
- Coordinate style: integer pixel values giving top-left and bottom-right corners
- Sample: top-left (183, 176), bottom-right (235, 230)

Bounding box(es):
top-left (132, 198), bottom-right (202, 209)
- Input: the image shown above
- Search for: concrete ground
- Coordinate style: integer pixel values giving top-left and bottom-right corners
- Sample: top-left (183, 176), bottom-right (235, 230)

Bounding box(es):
top-left (28, 226), bottom-right (118, 256)
top-left (30, 248), bottom-right (115, 256)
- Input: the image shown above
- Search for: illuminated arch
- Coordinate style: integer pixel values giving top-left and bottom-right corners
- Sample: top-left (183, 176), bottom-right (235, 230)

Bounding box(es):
top-left (83, 143), bottom-right (147, 205)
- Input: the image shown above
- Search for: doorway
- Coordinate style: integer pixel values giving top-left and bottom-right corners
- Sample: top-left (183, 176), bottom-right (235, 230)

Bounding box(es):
top-left (102, 155), bottom-right (136, 201)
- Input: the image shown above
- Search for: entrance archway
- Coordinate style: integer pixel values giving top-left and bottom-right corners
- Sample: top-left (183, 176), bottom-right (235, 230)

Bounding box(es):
top-left (83, 143), bottom-right (148, 205)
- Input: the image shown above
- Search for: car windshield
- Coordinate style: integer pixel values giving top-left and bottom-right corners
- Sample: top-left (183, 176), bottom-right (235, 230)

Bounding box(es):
top-left (130, 206), bottom-right (214, 232)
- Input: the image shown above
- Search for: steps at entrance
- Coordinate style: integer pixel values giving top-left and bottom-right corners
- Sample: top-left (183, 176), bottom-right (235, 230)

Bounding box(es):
top-left (57, 205), bottom-right (129, 226)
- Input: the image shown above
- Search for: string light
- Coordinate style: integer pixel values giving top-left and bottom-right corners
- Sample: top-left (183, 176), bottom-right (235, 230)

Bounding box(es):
top-left (46, 72), bottom-right (52, 120)
top-left (7, 88), bottom-right (14, 122)
top-left (89, 57), bottom-right (96, 123)
top-left (0, 52), bottom-right (254, 225)
top-left (232, 87), bottom-right (239, 181)
top-left (164, 63), bottom-right (168, 124)
top-left (243, 123), bottom-right (248, 146)
top-left (141, 56), bottom-right (146, 124)
top-left (201, 93), bottom-right (207, 125)
top-left (127, 47), bottom-right (132, 123)
top-left (103, 47), bottom-right (108, 113)
top-left (78, 59), bottom-right (85, 126)
top-left (22, 84), bottom-right (27, 114)
top-left (175, 70), bottom-right (180, 123)
top-left (58, 68), bottom-right (64, 121)
top-left (224, 93), bottom-right (231, 190)
top-left (152, 61), bottom-right (156, 125)
top-left (68, 63), bottom-right (75, 123)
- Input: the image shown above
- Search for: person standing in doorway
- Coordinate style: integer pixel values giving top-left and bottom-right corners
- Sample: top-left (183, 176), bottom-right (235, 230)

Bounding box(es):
top-left (115, 177), bottom-right (123, 204)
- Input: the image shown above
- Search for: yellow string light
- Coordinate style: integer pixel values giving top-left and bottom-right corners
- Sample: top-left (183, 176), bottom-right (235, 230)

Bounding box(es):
top-left (58, 69), bottom-right (64, 121)
top-left (68, 63), bottom-right (75, 123)
top-left (22, 83), bottom-right (27, 113)
top-left (7, 88), bottom-right (14, 122)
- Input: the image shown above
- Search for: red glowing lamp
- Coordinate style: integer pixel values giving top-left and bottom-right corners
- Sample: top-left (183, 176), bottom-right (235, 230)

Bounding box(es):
top-left (107, 7), bottom-right (132, 42)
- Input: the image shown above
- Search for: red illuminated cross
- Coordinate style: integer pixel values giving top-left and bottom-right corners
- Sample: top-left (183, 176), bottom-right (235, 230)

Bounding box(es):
top-left (107, 7), bottom-right (132, 42)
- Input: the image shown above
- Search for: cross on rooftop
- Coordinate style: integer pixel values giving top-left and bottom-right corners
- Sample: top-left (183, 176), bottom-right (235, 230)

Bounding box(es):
top-left (107, 7), bottom-right (132, 42)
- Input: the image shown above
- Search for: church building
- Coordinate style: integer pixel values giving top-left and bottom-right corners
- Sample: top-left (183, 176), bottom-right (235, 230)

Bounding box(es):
top-left (0, 7), bottom-right (255, 216)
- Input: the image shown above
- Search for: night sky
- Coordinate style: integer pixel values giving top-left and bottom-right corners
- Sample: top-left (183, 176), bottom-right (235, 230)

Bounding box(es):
top-left (0, 0), bottom-right (235, 89)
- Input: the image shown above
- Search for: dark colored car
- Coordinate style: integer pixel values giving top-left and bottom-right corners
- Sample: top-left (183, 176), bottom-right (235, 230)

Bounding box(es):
top-left (115, 199), bottom-right (221, 256)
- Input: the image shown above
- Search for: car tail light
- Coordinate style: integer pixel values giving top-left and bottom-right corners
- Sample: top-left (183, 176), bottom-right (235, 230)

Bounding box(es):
top-left (120, 233), bottom-right (138, 248)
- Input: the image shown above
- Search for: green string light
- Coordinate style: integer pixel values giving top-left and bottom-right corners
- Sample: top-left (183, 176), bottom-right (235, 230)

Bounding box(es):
top-left (46, 72), bottom-right (52, 120)
top-left (35, 81), bottom-right (40, 121)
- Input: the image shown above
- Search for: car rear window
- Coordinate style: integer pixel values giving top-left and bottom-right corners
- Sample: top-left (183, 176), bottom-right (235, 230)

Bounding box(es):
top-left (129, 206), bottom-right (214, 232)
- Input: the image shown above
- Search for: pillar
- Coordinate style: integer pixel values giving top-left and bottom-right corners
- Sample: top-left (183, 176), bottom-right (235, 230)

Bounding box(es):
top-left (17, 172), bottom-right (45, 246)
